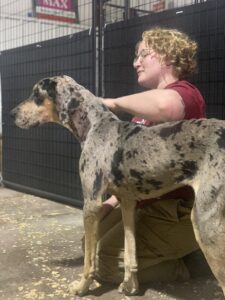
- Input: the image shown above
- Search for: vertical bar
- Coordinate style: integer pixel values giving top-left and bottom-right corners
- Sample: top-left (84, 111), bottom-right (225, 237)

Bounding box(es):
top-left (124, 0), bottom-right (131, 20)
top-left (92, 0), bottom-right (97, 95)
top-left (98, 0), bottom-right (105, 97)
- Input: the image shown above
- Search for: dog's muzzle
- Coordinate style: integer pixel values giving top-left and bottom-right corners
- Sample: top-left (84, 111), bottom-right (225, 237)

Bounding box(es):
top-left (10, 107), bottom-right (18, 119)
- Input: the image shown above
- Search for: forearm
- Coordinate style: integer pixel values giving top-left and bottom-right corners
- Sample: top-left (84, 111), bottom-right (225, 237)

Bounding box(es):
top-left (115, 91), bottom-right (162, 121)
top-left (104, 89), bottom-right (184, 122)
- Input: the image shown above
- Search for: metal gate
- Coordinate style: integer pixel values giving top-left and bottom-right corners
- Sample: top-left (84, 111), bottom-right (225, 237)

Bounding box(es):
top-left (1, 0), bottom-right (225, 206)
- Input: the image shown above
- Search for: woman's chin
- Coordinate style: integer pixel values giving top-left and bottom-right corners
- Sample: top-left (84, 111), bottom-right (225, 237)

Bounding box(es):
top-left (137, 76), bottom-right (145, 86)
top-left (138, 78), bottom-right (149, 88)
top-left (137, 76), bottom-right (155, 89)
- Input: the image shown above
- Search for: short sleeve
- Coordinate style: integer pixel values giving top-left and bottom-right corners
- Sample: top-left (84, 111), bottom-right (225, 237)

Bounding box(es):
top-left (166, 81), bottom-right (206, 119)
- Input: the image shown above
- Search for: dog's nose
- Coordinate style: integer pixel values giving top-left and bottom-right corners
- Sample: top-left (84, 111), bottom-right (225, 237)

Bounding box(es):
top-left (10, 107), bottom-right (17, 118)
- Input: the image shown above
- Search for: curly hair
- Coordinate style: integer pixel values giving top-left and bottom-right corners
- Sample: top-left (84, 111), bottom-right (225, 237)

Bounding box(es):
top-left (141, 27), bottom-right (198, 79)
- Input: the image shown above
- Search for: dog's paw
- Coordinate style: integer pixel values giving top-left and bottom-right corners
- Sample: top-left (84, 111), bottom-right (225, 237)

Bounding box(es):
top-left (69, 277), bottom-right (93, 297)
top-left (118, 281), bottom-right (139, 296)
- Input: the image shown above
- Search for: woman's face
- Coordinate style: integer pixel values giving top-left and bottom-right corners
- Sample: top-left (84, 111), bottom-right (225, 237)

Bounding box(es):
top-left (133, 41), bottom-right (163, 89)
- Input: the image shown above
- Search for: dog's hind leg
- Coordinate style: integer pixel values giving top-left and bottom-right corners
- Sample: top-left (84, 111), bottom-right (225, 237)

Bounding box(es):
top-left (118, 199), bottom-right (139, 295)
top-left (69, 198), bottom-right (102, 296)
top-left (191, 184), bottom-right (225, 296)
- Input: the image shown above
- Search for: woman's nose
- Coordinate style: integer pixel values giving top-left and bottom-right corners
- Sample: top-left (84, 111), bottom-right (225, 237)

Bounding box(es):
top-left (133, 58), bottom-right (141, 69)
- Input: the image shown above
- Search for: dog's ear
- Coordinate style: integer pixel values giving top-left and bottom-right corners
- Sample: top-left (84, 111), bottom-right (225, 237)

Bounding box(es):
top-left (58, 84), bottom-right (84, 125)
top-left (40, 78), bottom-right (57, 100)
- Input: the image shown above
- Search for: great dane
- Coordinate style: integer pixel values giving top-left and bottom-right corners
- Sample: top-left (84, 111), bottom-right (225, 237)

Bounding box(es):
top-left (10, 75), bottom-right (225, 297)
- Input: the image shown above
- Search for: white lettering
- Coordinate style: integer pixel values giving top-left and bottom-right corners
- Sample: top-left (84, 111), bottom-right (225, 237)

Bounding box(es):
top-left (42, 0), bottom-right (69, 9)
top-left (60, 0), bottom-right (68, 9)
top-left (43, 0), bottom-right (52, 5)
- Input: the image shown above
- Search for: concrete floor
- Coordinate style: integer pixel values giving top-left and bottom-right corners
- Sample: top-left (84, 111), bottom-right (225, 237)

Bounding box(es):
top-left (0, 186), bottom-right (224, 300)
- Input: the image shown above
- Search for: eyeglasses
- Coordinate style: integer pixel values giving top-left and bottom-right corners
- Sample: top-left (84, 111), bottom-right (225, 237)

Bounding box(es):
top-left (133, 48), bottom-right (152, 64)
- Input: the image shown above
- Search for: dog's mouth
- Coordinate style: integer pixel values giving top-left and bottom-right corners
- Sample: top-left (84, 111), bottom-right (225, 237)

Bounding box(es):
top-left (29, 121), bottom-right (40, 128)
top-left (15, 119), bottom-right (40, 129)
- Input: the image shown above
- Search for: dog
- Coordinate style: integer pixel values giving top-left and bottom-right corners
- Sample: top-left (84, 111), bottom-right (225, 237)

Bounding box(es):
top-left (10, 75), bottom-right (225, 297)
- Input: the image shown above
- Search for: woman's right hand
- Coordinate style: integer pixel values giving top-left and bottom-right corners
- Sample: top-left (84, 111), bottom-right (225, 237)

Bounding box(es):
top-left (102, 98), bottom-right (119, 113)
top-left (100, 195), bottom-right (119, 220)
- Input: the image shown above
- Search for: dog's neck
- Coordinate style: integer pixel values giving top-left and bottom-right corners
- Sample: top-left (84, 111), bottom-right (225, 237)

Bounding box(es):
top-left (66, 96), bottom-right (118, 147)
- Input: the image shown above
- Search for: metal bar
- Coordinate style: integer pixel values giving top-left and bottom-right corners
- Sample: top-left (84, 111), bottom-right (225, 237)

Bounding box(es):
top-left (124, 0), bottom-right (131, 20)
top-left (98, 0), bottom-right (105, 97)
top-left (92, 0), bottom-right (97, 95)
top-left (105, 3), bottom-right (151, 15)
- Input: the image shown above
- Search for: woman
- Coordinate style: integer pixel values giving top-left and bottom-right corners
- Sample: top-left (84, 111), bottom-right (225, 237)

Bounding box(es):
top-left (96, 27), bottom-right (206, 284)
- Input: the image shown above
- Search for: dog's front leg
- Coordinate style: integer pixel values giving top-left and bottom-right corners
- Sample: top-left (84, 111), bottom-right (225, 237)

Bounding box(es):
top-left (118, 200), bottom-right (139, 295)
top-left (69, 200), bottom-right (101, 296)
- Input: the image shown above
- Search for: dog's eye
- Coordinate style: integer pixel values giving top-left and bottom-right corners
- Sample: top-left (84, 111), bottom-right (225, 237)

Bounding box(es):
top-left (32, 89), bottom-right (44, 105)
top-left (34, 96), bottom-right (44, 105)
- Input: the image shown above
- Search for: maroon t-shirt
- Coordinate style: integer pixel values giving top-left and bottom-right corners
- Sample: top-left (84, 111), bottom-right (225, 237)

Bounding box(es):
top-left (132, 80), bottom-right (206, 207)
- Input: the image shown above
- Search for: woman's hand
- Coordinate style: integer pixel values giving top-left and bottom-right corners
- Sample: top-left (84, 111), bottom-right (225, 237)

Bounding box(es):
top-left (102, 98), bottom-right (120, 113)
top-left (99, 195), bottom-right (119, 220)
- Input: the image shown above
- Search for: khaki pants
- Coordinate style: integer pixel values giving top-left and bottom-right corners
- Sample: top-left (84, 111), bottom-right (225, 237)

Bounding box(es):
top-left (95, 198), bottom-right (199, 284)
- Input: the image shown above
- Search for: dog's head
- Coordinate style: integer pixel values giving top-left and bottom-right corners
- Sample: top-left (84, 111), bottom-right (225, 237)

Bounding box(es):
top-left (10, 75), bottom-right (87, 129)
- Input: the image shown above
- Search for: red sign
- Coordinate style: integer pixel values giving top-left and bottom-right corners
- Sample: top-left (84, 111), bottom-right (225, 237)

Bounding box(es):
top-left (35, 0), bottom-right (78, 23)
top-left (152, 0), bottom-right (165, 12)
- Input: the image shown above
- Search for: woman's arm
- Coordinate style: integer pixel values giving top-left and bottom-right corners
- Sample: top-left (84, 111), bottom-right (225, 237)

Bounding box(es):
top-left (103, 89), bottom-right (185, 123)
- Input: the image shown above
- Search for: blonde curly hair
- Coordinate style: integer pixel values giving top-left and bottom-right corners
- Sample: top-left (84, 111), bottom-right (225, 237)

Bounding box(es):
top-left (140, 27), bottom-right (198, 79)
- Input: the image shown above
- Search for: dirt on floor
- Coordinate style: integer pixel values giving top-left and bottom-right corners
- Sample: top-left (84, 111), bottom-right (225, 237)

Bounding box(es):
top-left (0, 186), bottom-right (224, 300)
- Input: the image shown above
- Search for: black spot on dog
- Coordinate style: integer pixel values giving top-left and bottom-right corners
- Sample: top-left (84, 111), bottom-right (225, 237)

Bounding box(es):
top-left (174, 144), bottom-right (182, 151)
top-left (126, 151), bottom-right (132, 159)
top-left (60, 112), bottom-right (67, 122)
top-left (130, 169), bottom-right (144, 184)
top-left (170, 160), bottom-right (176, 168)
top-left (93, 169), bottom-right (103, 198)
top-left (137, 186), bottom-right (150, 194)
top-left (194, 120), bottom-right (203, 127)
top-left (68, 98), bottom-right (80, 112)
top-left (146, 179), bottom-right (163, 189)
top-left (188, 141), bottom-right (196, 149)
top-left (175, 174), bottom-right (186, 182)
top-left (216, 128), bottom-right (225, 149)
top-left (175, 160), bottom-right (198, 182)
top-left (40, 79), bottom-right (57, 100)
top-left (179, 160), bottom-right (198, 181)
top-left (209, 153), bottom-right (214, 161)
top-left (101, 104), bottom-right (108, 112)
top-left (109, 117), bottom-right (116, 122)
top-left (125, 149), bottom-right (138, 159)
top-left (111, 148), bottom-right (124, 185)
top-left (210, 186), bottom-right (217, 197)
top-left (124, 123), bottom-right (130, 129)
top-left (125, 126), bottom-right (142, 140)
top-left (159, 121), bottom-right (183, 140)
